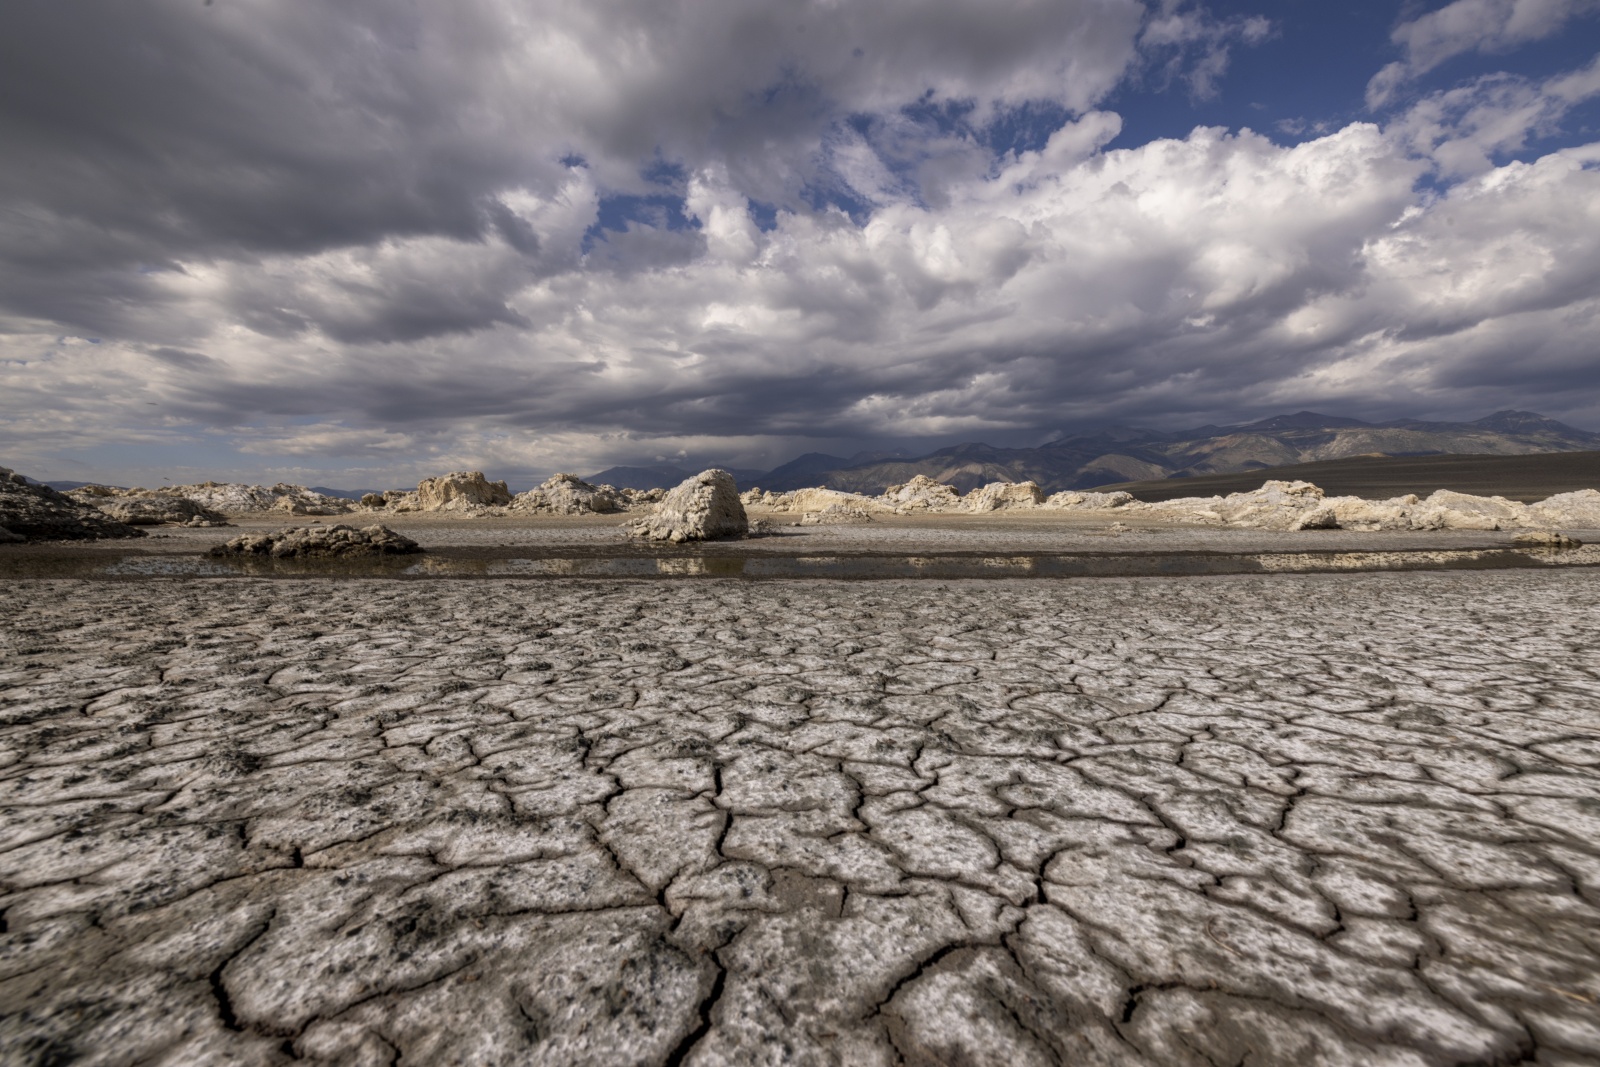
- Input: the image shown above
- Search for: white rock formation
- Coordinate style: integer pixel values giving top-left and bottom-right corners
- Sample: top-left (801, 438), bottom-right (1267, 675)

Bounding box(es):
top-left (66, 488), bottom-right (230, 526)
top-left (1042, 490), bottom-right (1136, 510)
top-left (70, 481), bottom-right (351, 516)
top-left (626, 469), bottom-right (748, 543)
top-left (416, 471), bottom-right (511, 510)
top-left (881, 475), bottom-right (962, 511)
top-left (760, 487), bottom-right (882, 514)
top-left (1529, 489), bottom-right (1600, 529)
top-left (1130, 480), bottom-right (1327, 531)
top-left (510, 474), bottom-right (621, 515)
top-left (962, 481), bottom-right (1046, 512)
top-left (625, 487), bottom-right (666, 507)
top-left (1115, 480), bottom-right (1600, 533)
top-left (364, 471), bottom-right (511, 514)
top-left (1290, 505), bottom-right (1340, 531)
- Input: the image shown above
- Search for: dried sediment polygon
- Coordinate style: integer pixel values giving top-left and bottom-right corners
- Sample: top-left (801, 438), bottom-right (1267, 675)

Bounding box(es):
top-left (3, 572), bottom-right (1599, 1064)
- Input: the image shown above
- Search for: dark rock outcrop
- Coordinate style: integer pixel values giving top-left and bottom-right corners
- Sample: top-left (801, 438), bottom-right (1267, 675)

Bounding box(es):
top-left (0, 467), bottom-right (144, 542)
top-left (209, 524), bottom-right (422, 559)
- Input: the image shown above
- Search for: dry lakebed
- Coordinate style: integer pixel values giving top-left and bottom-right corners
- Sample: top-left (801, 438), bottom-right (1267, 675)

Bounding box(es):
top-left (2, 514), bottom-right (1599, 1066)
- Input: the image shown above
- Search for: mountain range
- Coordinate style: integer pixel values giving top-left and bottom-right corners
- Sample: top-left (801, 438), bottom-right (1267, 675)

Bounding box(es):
top-left (38, 410), bottom-right (1597, 497)
top-left (587, 411), bottom-right (1600, 494)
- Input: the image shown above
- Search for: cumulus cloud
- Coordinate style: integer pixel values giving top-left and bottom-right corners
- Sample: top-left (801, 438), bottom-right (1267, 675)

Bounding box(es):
top-left (1368, 0), bottom-right (1600, 106)
top-left (1388, 54), bottom-right (1600, 175)
top-left (1, 1), bottom-right (1598, 486)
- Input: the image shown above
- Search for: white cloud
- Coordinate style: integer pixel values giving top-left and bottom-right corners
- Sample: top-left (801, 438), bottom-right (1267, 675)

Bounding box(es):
top-left (1389, 54), bottom-right (1600, 176)
top-left (1368, 0), bottom-right (1600, 106)
top-left (1139, 0), bottom-right (1272, 99)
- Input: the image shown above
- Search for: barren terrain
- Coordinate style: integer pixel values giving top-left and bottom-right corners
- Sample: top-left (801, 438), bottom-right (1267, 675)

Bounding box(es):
top-left (3, 563), bottom-right (1600, 1065)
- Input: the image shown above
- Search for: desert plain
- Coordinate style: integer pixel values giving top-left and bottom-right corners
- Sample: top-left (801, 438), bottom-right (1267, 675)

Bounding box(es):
top-left (3, 498), bottom-right (1600, 1067)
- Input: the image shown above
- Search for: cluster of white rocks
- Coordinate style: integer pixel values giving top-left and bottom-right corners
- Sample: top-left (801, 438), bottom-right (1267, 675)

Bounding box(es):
top-left (9, 457), bottom-right (1599, 541)
top-left (360, 470), bottom-right (512, 513)
top-left (747, 476), bottom-right (1136, 518)
top-left (744, 475), bottom-right (1600, 532)
top-left (360, 471), bottom-right (665, 517)
top-left (75, 481), bottom-right (355, 517)
top-left (1118, 480), bottom-right (1600, 532)
top-left (64, 485), bottom-right (231, 527)
top-left (0, 467), bottom-right (144, 542)
top-left (510, 473), bottom-right (663, 515)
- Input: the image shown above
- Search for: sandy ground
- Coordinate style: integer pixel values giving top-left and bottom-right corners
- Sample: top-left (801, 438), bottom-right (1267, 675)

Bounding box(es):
top-left (3, 564), bottom-right (1600, 1066)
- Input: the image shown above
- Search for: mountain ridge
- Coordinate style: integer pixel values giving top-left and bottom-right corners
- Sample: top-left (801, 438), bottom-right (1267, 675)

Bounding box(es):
top-left (598, 410), bottom-right (1599, 493)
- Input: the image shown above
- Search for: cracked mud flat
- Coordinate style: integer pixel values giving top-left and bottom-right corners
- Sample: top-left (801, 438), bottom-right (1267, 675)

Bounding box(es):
top-left (3, 572), bottom-right (1600, 1066)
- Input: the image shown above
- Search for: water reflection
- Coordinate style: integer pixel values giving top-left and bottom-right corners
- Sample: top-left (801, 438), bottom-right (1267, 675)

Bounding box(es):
top-left (0, 545), bottom-right (1595, 580)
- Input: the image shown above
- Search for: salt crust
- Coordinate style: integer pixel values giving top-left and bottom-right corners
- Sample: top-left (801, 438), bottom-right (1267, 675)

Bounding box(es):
top-left (3, 572), bottom-right (1599, 1063)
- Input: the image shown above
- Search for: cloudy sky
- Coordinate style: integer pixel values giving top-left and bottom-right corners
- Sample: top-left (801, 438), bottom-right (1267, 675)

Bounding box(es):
top-left (3, 0), bottom-right (1599, 489)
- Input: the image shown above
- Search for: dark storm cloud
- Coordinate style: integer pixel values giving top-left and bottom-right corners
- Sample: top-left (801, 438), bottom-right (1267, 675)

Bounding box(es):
top-left (1, 0), bottom-right (1599, 485)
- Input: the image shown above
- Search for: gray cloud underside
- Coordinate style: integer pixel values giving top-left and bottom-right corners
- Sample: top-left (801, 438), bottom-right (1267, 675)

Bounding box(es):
top-left (2, 0), bottom-right (1599, 480)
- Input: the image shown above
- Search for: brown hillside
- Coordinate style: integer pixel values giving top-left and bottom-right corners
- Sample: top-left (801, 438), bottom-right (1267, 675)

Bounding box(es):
top-left (1097, 451), bottom-right (1600, 503)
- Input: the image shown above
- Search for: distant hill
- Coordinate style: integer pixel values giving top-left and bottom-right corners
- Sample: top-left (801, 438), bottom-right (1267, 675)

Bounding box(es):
top-left (788, 410), bottom-right (1600, 494)
top-left (583, 464), bottom-right (768, 490)
top-left (755, 453), bottom-right (853, 491)
top-left (30, 410), bottom-right (1600, 501)
top-left (583, 465), bottom-right (695, 490)
top-left (308, 486), bottom-right (386, 500)
top-left (44, 480), bottom-right (122, 492)
top-left (1096, 450), bottom-right (1600, 503)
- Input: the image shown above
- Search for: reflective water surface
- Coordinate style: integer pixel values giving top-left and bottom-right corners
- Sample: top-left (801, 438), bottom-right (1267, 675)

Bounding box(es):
top-left (1, 545), bottom-right (1595, 579)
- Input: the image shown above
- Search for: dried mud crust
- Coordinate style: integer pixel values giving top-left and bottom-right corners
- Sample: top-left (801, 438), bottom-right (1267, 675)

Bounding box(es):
top-left (1, 573), bottom-right (1598, 1066)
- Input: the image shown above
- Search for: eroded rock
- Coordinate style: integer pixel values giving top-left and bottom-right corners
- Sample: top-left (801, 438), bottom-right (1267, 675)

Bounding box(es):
top-left (882, 475), bottom-right (962, 512)
top-left (510, 474), bottom-right (621, 515)
top-left (760, 487), bottom-right (881, 514)
top-left (208, 524), bottom-right (422, 558)
top-left (415, 471), bottom-right (511, 511)
top-left (963, 481), bottom-right (1045, 512)
top-left (67, 488), bottom-right (229, 526)
top-left (95, 481), bottom-right (357, 515)
top-left (1120, 480), bottom-right (1600, 534)
top-left (1529, 489), bottom-right (1600, 528)
top-left (1290, 505), bottom-right (1340, 531)
top-left (0, 466), bottom-right (144, 541)
top-left (1042, 489), bottom-right (1135, 510)
top-left (626, 469), bottom-right (748, 542)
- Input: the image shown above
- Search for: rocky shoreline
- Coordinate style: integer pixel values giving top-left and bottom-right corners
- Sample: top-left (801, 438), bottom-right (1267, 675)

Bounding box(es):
top-left (7, 463), bottom-right (1600, 546)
